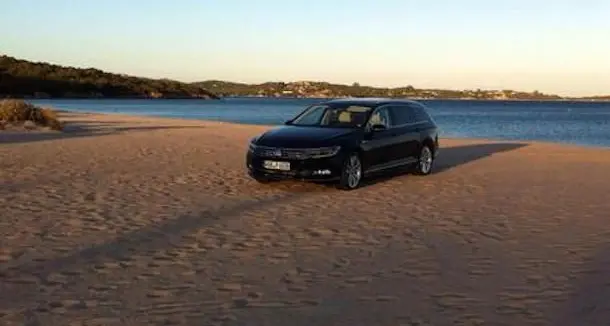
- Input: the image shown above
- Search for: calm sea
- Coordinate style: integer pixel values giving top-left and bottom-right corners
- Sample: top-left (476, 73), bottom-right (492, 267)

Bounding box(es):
top-left (29, 97), bottom-right (610, 148)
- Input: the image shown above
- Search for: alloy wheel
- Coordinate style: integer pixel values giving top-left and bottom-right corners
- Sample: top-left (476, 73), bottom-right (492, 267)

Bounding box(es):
top-left (344, 154), bottom-right (362, 189)
top-left (419, 146), bottom-right (433, 174)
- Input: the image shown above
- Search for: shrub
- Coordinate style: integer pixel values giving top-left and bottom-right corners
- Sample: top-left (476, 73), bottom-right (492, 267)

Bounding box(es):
top-left (0, 99), bottom-right (62, 130)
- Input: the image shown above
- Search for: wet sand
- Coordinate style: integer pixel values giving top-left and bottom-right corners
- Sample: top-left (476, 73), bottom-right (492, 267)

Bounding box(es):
top-left (1, 112), bottom-right (610, 326)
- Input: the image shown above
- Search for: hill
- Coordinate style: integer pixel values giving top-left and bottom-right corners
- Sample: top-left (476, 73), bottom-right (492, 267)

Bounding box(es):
top-left (2, 55), bottom-right (607, 101)
top-left (193, 80), bottom-right (566, 100)
top-left (0, 55), bottom-right (218, 99)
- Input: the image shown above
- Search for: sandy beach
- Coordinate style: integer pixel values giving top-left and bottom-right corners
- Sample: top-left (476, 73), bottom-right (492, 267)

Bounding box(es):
top-left (1, 111), bottom-right (610, 326)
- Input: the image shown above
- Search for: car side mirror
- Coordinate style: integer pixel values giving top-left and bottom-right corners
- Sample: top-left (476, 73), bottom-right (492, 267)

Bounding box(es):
top-left (370, 124), bottom-right (387, 132)
top-left (284, 120), bottom-right (292, 125)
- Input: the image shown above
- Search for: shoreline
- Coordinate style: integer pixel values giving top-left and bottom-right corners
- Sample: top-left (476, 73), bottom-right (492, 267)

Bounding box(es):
top-left (21, 96), bottom-right (610, 103)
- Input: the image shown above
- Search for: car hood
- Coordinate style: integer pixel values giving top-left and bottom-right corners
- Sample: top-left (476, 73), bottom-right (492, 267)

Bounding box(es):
top-left (255, 125), bottom-right (359, 148)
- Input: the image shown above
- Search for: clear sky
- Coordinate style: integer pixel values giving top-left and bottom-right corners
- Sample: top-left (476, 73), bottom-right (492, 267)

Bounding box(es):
top-left (1, 0), bottom-right (609, 96)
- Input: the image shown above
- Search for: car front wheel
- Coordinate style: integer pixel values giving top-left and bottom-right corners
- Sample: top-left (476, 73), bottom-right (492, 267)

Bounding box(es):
top-left (413, 145), bottom-right (434, 175)
top-left (338, 153), bottom-right (363, 190)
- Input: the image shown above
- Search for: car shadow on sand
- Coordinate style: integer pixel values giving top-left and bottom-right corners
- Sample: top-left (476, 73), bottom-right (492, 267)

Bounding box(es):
top-left (432, 142), bottom-right (529, 173)
top-left (358, 142), bottom-right (529, 188)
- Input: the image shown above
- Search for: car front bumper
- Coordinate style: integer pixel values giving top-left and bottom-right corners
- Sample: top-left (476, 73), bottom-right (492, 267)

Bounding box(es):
top-left (246, 150), bottom-right (345, 181)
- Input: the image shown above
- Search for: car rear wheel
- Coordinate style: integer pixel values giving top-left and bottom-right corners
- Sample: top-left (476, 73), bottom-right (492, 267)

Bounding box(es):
top-left (338, 153), bottom-right (362, 190)
top-left (413, 145), bottom-right (434, 175)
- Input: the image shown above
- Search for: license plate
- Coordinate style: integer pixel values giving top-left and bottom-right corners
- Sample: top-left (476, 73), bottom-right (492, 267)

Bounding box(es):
top-left (263, 160), bottom-right (290, 171)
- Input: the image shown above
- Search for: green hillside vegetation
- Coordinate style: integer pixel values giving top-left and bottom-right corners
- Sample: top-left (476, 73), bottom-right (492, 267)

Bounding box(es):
top-left (1, 54), bottom-right (607, 101)
top-left (578, 95), bottom-right (610, 100)
top-left (194, 80), bottom-right (564, 100)
top-left (0, 55), bottom-right (218, 99)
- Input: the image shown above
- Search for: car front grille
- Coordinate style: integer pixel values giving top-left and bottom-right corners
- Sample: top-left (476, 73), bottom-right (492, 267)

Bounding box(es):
top-left (254, 146), bottom-right (308, 160)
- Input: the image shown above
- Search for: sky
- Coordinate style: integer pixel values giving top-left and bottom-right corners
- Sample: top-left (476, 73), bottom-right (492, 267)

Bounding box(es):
top-left (1, 0), bottom-right (609, 96)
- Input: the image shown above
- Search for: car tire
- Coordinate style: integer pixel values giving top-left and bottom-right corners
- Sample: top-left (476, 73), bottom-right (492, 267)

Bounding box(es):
top-left (337, 153), bottom-right (363, 190)
top-left (413, 144), bottom-right (435, 176)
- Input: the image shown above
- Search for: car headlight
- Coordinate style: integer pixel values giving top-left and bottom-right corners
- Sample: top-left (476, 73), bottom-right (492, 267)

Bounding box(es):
top-left (307, 146), bottom-right (341, 158)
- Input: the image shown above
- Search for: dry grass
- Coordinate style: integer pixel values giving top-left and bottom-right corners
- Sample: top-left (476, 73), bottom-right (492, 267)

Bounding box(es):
top-left (0, 99), bottom-right (63, 131)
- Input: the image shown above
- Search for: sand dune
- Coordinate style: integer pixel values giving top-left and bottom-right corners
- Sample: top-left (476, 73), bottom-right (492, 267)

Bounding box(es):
top-left (1, 112), bottom-right (610, 326)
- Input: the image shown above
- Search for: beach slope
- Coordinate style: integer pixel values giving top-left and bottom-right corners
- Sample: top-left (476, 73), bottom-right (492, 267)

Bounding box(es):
top-left (1, 112), bottom-right (610, 326)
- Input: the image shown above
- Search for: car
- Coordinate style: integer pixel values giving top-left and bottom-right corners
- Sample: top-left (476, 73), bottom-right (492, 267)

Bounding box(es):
top-left (245, 97), bottom-right (440, 190)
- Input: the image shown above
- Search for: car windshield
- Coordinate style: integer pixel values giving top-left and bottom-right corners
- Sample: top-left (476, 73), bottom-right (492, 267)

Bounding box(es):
top-left (289, 104), bottom-right (373, 128)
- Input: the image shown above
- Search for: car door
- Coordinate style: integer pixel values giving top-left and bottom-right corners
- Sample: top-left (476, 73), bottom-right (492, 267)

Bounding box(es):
top-left (388, 105), bottom-right (423, 163)
top-left (359, 106), bottom-right (396, 170)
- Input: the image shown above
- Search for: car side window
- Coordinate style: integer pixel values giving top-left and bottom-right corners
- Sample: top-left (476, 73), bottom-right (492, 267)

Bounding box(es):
top-left (390, 104), bottom-right (432, 126)
top-left (389, 105), bottom-right (417, 125)
top-left (411, 104), bottom-right (432, 122)
top-left (368, 107), bottom-right (392, 128)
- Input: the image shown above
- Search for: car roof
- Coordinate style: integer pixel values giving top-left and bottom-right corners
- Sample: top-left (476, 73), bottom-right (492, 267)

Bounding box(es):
top-left (320, 97), bottom-right (423, 108)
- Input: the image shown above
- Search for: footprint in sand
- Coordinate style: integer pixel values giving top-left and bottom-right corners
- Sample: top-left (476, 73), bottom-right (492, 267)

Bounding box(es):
top-left (84, 317), bottom-right (128, 325)
top-left (233, 239), bottom-right (259, 251)
top-left (451, 313), bottom-right (486, 325)
top-left (358, 295), bottom-right (399, 302)
top-left (306, 227), bottom-right (334, 238)
top-left (57, 269), bottom-right (83, 277)
top-left (148, 255), bottom-right (175, 268)
top-left (245, 299), bottom-right (319, 308)
top-left (177, 242), bottom-right (207, 254)
top-left (397, 317), bottom-right (434, 325)
top-left (0, 249), bottom-right (13, 263)
top-left (267, 251), bottom-right (292, 263)
top-left (300, 299), bottom-right (320, 306)
top-left (201, 241), bottom-right (220, 250)
top-left (245, 301), bottom-right (293, 308)
top-left (136, 270), bottom-right (162, 280)
top-left (137, 300), bottom-right (219, 319)
top-left (45, 299), bottom-right (92, 313)
top-left (297, 244), bottom-right (323, 251)
top-left (165, 250), bottom-right (188, 259)
top-left (404, 268), bottom-right (439, 279)
top-left (344, 276), bottom-right (373, 284)
top-left (146, 290), bottom-right (172, 298)
top-left (247, 291), bottom-right (263, 299)
top-left (42, 273), bottom-right (68, 287)
top-left (117, 258), bottom-right (138, 268)
top-left (89, 284), bottom-right (119, 294)
top-left (217, 283), bottom-right (242, 292)
top-left (286, 284), bottom-right (308, 292)
top-left (495, 302), bottom-right (533, 315)
top-left (93, 261), bottom-right (123, 272)
top-left (280, 271), bottom-right (301, 284)
top-left (232, 297), bottom-right (250, 308)
top-left (295, 266), bottom-right (317, 274)
top-left (82, 191), bottom-right (98, 202)
top-left (328, 271), bottom-right (344, 278)
top-left (432, 292), bottom-right (480, 310)
top-left (7, 274), bottom-right (39, 285)
top-left (211, 314), bottom-right (237, 322)
top-left (333, 257), bottom-right (351, 268)
top-left (157, 284), bottom-right (197, 291)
